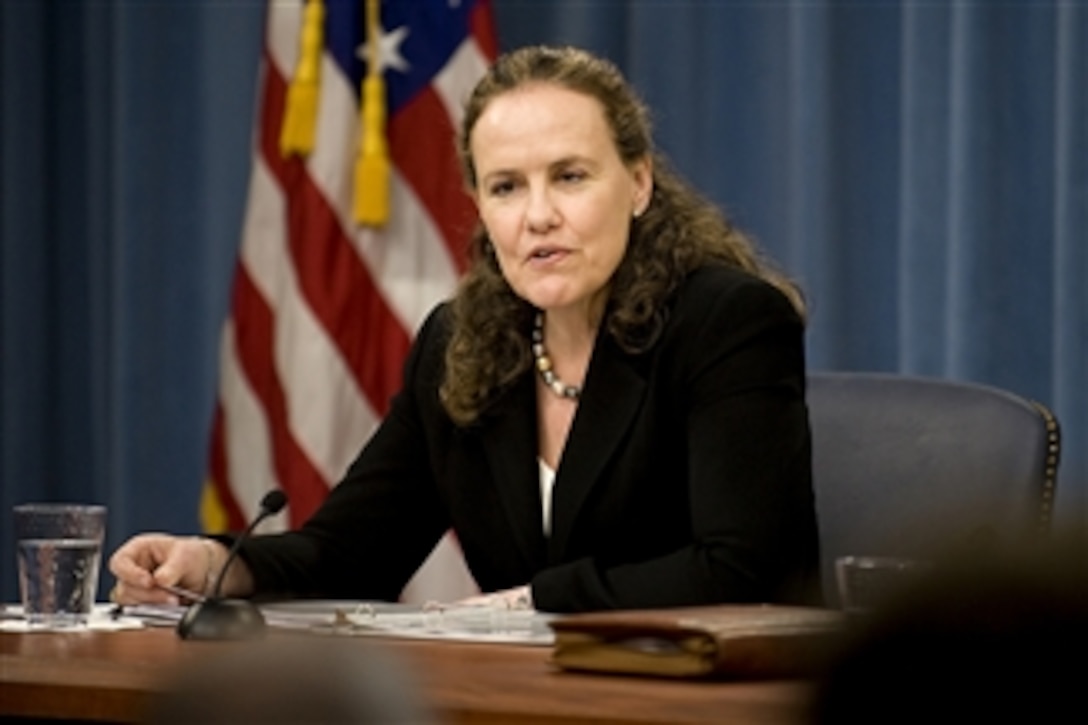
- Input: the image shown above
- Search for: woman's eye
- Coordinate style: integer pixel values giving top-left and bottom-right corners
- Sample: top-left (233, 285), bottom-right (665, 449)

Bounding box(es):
top-left (488, 179), bottom-right (516, 197)
top-left (558, 169), bottom-right (587, 184)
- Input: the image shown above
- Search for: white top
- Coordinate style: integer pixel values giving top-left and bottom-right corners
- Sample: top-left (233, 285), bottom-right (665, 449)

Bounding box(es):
top-left (538, 458), bottom-right (556, 536)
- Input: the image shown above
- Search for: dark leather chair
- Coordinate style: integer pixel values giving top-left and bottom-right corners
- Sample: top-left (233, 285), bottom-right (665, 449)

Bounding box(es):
top-left (807, 372), bottom-right (1060, 605)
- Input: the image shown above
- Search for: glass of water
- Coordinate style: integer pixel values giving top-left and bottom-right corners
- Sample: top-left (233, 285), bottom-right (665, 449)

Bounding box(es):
top-left (835, 555), bottom-right (932, 616)
top-left (14, 503), bottom-right (107, 627)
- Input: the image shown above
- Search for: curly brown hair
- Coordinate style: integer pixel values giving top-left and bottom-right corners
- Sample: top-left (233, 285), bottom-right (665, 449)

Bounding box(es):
top-left (440, 45), bottom-right (803, 426)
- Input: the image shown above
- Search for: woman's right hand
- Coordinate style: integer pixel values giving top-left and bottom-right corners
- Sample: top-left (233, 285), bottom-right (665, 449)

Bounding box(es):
top-left (108, 534), bottom-right (223, 605)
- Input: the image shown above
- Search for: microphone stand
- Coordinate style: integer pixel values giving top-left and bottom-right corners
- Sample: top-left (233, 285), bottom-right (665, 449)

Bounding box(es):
top-left (177, 490), bottom-right (287, 641)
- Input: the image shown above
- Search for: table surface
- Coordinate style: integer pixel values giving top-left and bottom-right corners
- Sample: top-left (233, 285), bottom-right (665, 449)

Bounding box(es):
top-left (1, 625), bottom-right (816, 724)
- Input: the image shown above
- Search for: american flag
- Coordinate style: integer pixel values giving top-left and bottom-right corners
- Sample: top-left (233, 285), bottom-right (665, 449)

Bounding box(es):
top-left (202, 0), bottom-right (497, 602)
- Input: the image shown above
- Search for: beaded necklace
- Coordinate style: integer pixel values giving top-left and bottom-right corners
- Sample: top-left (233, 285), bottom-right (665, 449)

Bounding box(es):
top-left (531, 312), bottom-right (582, 400)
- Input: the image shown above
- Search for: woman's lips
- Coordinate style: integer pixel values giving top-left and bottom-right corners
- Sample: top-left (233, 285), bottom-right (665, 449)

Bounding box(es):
top-left (527, 247), bottom-right (570, 267)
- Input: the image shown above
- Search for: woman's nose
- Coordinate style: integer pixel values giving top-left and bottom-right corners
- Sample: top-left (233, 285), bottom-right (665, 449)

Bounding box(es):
top-left (525, 186), bottom-right (559, 232)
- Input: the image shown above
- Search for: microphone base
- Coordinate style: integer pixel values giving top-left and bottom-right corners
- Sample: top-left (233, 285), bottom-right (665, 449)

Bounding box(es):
top-left (176, 598), bottom-right (267, 641)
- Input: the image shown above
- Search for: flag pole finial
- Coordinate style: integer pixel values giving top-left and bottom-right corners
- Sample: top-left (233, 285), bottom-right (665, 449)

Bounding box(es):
top-left (355, 0), bottom-right (391, 227)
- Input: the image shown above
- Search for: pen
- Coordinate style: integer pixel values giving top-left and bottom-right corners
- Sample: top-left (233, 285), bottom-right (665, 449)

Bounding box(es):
top-left (107, 584), bottom-right (204, 621)
top-left (156, 583), bottom-right (207, 604)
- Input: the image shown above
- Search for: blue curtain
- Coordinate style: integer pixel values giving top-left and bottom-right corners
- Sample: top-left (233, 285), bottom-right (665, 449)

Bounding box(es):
top-left (2, 0), bottom-right (1084, 603)
top-left (0, 0), bottom-right (264, 600)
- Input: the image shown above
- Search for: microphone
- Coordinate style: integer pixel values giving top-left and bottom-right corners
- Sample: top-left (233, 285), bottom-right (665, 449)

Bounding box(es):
top-left (177, 489), bottom-right (287, 640)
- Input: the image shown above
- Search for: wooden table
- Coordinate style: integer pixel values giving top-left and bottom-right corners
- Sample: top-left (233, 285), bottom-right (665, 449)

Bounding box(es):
top-left (1, 627), bottom-right (815, 724)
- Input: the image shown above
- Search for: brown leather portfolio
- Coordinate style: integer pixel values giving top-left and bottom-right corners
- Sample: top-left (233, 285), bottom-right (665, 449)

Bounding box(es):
top-left (549, 604), bottom-right (845, 679)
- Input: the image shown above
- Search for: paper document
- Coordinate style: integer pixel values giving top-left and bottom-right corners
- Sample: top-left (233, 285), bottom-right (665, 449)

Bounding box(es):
top-left (0, 603), bottom-right (143, 633)
top-left (263, 600), bottom-right (555, 645)
top-left (106, 600), bottom-right (555, 645)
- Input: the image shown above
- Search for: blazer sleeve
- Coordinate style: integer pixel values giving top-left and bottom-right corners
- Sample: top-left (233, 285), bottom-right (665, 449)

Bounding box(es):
top-left (531, 271), bottom-right (821, 611)
top-left (234, 307), bottom-right (453, 601)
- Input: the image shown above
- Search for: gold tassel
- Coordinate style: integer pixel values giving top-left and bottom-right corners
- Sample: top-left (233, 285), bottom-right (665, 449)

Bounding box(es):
top-left (354, 0), bottom-right (390, 226)
top-left (199, 480), bottom-right (229, 534)
top-left (279, 0), bottom-right (325, 157)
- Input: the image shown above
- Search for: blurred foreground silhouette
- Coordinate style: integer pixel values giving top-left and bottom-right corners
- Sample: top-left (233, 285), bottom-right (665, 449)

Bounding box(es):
top-left (149, 635), bottom-right (436, 724)
top-left (812, 537), bottom-right (1088, 723)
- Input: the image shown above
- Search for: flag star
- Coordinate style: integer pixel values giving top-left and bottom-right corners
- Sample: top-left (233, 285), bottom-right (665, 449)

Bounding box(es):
top-left (358, 24), bottom-right (411, 74)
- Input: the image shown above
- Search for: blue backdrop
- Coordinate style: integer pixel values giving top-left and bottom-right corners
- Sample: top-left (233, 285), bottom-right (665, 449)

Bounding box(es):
top-left (1, 0), bottom-right (1084, 603)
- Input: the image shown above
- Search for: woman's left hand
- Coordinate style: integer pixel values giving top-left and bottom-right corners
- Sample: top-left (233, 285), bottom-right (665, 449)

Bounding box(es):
top-left (453, 584), bottom-right (533, 610)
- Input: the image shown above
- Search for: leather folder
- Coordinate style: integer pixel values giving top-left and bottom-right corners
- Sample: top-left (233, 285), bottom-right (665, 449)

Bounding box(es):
top-left (549, 604), bottom-right (845, 679)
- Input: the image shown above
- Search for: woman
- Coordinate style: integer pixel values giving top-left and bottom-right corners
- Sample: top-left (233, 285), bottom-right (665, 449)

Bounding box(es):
top-left (110, 45), bottom-right (821, 613)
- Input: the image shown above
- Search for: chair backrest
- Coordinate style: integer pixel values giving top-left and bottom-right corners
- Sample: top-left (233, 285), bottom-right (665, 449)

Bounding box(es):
top-left (807, 372), bottom-right (1060, 605)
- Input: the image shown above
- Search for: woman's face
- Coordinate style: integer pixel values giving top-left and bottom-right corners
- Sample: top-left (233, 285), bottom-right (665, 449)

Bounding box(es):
top-left (470, 83), bottom-right (652, 320)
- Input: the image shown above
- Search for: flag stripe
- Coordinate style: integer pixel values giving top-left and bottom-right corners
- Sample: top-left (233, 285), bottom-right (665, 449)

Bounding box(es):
top-left (353, 177), bottom-right (461, 335)
top-left (231, 265), bottom-right (331, 527)
top-left (390, 86), bottom-right (477, 272)
top-left (237, 144), bottom-right (382, 492)
top-left (218, 319), bottom-right (277, 524)
top-left (207, 403), bottom-right (247, 527)
top-left (470, 1), bottom-right (499, 61)
top-left (433, 40), bottom-right (490, 131)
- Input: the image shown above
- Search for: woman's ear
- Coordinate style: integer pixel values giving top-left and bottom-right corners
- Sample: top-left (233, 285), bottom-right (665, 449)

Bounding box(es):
top-left (631, 156), bottom-right (653, 216)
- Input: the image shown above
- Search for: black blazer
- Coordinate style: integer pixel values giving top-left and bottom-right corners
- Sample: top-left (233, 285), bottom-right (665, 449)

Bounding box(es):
top-left (238, 265), bottom-right (822, 612)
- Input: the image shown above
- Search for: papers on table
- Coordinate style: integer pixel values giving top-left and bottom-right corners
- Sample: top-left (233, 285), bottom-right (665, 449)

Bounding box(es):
top-left (21, 600), bottom-right (556, 645)
top-left (0, 603), bottom-right (144, 633)
top-left (262, 600), bottom-right (556, 645)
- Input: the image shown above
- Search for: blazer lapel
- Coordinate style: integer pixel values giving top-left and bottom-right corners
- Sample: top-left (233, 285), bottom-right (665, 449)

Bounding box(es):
top-left (549, 336), bottom-right (647, 562)
top-left (481, 374), bottom-right (549, 571)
